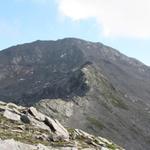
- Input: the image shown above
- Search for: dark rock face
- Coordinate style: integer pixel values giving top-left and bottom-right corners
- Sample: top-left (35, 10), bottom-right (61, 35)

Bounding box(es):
top-left (0, 38), bottom-right (150, 149)
top-left (0, 39), bottom-right (87, 105)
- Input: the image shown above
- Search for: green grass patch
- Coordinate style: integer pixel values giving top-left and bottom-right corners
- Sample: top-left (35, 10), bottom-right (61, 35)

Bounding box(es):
top-left (106, 143), bottom-right (116, 150)
top-left (87, 117), bottom-right (105, 130)
top-left (110, 96), bottom-right (128, 110)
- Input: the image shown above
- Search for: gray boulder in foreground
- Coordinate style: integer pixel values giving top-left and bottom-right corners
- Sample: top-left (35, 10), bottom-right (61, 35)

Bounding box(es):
top-left (45, 117), bottom-right (69, 142)
top-left (0, 139), bottom-right (36, 150)
top-left (0, 139), bottom-right (79, 150)
top-left (3, 109), bottom-right (21, 121)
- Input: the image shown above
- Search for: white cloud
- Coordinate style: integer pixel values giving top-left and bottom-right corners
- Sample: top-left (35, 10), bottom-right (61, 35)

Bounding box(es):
top-left (57, 0), bottom-right (150, 38)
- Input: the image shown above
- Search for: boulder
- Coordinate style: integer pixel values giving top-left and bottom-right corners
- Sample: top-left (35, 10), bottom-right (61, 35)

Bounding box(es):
top-left (101, 147), bottom-right (110, 150)
top-left (3, 109), bottom-right (20, 121)
top-left (45, 117), bottom-right (69, 141)
top-left (0, 101), bottom-right (6, 106)
top-left (36, 143), bottom-right (50, 150)
top-left (0, 139), bottom-right (77, 150)
top-left (20, 115), bottom-right (30, 124)
top-left (28, 107), bottom-right (45, 121)
top-left (74, 129), bottom-right (94, 140)
top-left (0, 139), bottom-right (35, 150)
top-left (29, 115), bottom-right (51, 131)
top-left (7, 103), bottom-right (20, 109)
top-left (34, 133), bottom-right (50, 141)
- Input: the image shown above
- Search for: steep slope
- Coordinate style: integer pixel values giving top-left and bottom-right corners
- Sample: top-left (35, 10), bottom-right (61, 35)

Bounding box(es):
top-left (0, 38), bottom-right (150, 149)
top-left (36, 64), bottom-right (150, 150)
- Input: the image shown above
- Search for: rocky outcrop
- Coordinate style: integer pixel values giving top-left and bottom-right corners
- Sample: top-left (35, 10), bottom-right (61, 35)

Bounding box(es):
top-left (45, 117), bottom-right (69, 141)
top-left (28, 107), bottom-right (45, 121)
top-left (0, 101), bottom-right (69, 142)
top-left (3, 109), bottom-right (21, 121)
top-left (0, 101), bottom-right (124, 150)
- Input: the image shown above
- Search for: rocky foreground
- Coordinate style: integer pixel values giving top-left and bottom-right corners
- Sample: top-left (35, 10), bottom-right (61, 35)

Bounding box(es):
top-left (0, 101), bottom-right (124, 150)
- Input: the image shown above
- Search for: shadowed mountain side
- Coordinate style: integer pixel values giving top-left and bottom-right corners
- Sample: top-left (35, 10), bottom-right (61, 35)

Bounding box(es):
top-left (21, 66), bottom-right (90, 105)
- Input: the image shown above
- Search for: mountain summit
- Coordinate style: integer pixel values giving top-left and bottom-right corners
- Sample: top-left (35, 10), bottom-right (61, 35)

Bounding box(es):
top-left (0, 38), bottom-right (150, 149)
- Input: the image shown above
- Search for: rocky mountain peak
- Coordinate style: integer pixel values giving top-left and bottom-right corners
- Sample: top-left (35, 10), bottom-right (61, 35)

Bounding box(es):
top-left (0, 38), bottom-right (150, 149)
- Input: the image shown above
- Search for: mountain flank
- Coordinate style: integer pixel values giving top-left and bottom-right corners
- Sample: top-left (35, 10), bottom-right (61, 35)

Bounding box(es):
top-left (0, 38), bottom-right (150, 149)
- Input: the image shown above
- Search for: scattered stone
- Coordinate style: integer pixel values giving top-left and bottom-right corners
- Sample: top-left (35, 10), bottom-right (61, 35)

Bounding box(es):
top-left (82, 148), bottom-right (95, 150)
top-left (98, 137), bottom-right (113, 145)
top-left (3, 109), bottom-right (20, 121)
top-left (29, 116), bottom-right (51, 131)
top-left (12, 129), bottom-right (23, 133)
top-left (36, 143), bottom-right (50, 150)
top-left (7, 103), bottom-right (19, 109)
top-left (28, 107), bottom-right (45, 121)
top-left (101, 147), bottom-right (110, 150)
top-left (0, 101), bottom-right (6, 106)
top-left (74, 129), bottom-right (94, 140)
top-left (0, 139), bottom-right (35, 150)
top-left (0, 101), bottom-right (125, 150)
top-left (34, 133), bottom-right (50, 141)
top-left (16, 125), bottom-right (25, 131)
top-left (45, 117), bottom-right (69, 141)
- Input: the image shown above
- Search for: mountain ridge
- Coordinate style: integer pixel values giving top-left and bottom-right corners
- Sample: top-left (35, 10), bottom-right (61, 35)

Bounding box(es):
top-left (2, 38), bottom-right (149, 68)
top-left (0, 38), bottom-right (150, 149)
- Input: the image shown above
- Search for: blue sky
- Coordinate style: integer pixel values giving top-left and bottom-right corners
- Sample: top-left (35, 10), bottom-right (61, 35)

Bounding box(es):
top-left (0, 0), bottom-right (150, 66)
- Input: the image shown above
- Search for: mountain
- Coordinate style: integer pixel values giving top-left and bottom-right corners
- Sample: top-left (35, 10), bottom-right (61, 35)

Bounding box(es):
top-left (0, 38), bottom-right (150, 149)
top-left (0, 101), bottom-right (124, 150)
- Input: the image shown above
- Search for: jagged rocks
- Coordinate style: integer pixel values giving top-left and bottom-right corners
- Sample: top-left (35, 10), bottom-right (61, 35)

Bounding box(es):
top-left (69, 129), bottom-right (124, 150)
top-left (45, 117), bottom-right (69, 142)
top-left (28, 107), bottom-right (45, 121)
top-left (29, 115), bottom-right (51, 131)
top-left (0, 101), bottom-right (69, 142)
top-left (0, 101), bottom-right (124, 150)
top-left (28, 107), bottom-right (70, 141)
top-left (3, 109), bottom-right (21, 121)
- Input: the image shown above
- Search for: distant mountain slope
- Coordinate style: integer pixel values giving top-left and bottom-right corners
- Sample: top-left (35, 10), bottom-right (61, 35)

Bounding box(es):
top-left (0, 38), bottom-right (150, 150)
